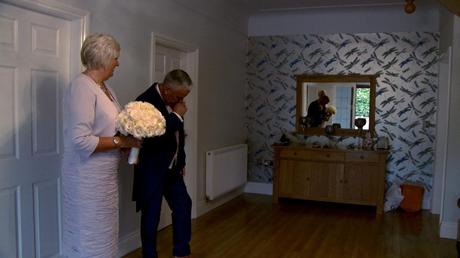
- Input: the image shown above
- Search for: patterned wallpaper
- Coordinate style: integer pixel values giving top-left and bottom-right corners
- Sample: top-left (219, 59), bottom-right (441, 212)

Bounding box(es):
top-left (246, 32), bottom-right (439, 197)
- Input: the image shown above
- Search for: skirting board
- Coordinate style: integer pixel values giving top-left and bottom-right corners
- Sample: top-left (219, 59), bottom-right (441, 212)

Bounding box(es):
top-left (243, 182), bottom-right (436, 211)
top-left (440, 221), bottom-right (458, 240)
top-left (244, 182), bottom-right (273, 195)
top-left (118, 230), bottom-right (141, 257)
top-left (422, 197), bottom-right (431, 210)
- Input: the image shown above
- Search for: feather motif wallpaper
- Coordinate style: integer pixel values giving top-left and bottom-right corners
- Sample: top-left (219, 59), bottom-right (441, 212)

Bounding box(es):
top-left (246, 32), bottom-right (439, 198)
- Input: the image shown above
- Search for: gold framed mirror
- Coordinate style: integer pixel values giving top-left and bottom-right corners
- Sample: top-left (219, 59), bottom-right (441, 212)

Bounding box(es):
top-left (296, 74), bottom-right (378, 137)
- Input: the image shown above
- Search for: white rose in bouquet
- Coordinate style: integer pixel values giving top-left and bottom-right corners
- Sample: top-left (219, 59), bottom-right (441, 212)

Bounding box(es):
top-left (116, 101), bottom-right (166, 164)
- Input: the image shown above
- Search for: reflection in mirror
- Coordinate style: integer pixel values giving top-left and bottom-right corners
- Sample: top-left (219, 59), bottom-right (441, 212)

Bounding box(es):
top-left (300, 82), bottom-right (371, 129)
top-left (296, 74), bottom-right (377, 137)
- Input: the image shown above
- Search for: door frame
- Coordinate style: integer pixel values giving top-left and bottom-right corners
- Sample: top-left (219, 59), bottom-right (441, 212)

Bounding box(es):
top-left (0, 0), bottom-right (88, 255)
top-left (150, 33), bottom-right (199, 218)
top-left (432, 46), bottom-right (451, 217)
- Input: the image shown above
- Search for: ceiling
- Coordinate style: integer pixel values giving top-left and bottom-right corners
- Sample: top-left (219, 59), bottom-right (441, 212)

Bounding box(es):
top-left (231, 0), bottom-right (438, 14)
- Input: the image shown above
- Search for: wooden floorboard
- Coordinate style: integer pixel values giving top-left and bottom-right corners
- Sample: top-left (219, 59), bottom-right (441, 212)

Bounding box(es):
top-left (123, 193), bottom-right (457, 258)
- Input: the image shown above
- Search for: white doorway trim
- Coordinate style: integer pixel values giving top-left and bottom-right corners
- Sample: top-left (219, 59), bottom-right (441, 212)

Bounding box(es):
top-left (150, 33), bottom-right (199, 219)
top-left (1, 0), bottom-right (89, 80)
top-left (432, 46), bottom-right (452, 218)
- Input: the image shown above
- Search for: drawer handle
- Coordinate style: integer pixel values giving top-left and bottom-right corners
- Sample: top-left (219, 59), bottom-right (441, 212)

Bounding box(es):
top-left (306, 177), bottom-right (310, 181)
top-left (293, 152), bottom-right (297, 156)
top-left (326, 154), bottom-right (330, 158)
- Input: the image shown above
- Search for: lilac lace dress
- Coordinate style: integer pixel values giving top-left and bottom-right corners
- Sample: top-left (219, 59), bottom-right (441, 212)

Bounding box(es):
top-left (62, 74), bottom-right (121, 258)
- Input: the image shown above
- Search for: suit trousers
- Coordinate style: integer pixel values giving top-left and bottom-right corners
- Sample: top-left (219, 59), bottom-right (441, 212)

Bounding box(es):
top-left (140, 168), bottom-right (192, 258)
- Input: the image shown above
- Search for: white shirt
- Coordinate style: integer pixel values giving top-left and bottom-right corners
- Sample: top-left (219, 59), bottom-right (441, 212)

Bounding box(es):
top-left (156, 84), bottom-right (181, 169)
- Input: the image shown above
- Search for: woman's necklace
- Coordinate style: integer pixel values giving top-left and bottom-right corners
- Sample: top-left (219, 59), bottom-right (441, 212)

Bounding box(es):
top-left (84, 71), bottom-right (114, 102)
top-left (98, 82), bottom-right (114, 102)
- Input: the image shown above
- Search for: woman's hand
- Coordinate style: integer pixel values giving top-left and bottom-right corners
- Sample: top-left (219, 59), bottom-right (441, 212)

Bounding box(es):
top-left (118, 135), bottom-right (142, 148)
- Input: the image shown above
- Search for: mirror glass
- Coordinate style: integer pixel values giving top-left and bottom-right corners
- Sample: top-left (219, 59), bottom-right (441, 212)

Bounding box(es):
top-left (296, 74), bottom-right (377, 136)
top-left (300, 82), bottom-right (370, 129)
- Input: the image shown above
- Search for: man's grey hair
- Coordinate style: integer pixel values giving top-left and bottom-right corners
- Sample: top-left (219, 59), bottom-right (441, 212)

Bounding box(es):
top-left (163, 69), bottom-right (193, 91)
top-left (318, 89), bottom-right (326, 98)
top-left (81, 33), bottom-right (120, 70)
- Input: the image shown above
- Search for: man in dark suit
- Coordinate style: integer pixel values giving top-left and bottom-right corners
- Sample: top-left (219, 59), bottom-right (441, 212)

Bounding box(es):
top-left (133, 69), bottom-right (193, 258)
top-left (307, 94), bottom-right (329, 127)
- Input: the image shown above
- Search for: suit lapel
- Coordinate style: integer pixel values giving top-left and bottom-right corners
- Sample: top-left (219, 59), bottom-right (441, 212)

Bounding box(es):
top-left (148, 83), bottom-right (186, 165)
top-left (149, 84), bottom-right (169, 116)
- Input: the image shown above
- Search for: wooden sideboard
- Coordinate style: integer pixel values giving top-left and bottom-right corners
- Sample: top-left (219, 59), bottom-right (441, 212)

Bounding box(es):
top-left (273, 144), bottom-right (388, 214)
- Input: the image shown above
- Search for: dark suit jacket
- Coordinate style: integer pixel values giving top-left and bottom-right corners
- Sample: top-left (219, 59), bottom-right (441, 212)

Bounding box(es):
top-left (133, 83), bottom-right (186, 211)
top-left (307, 100), bottom-right (325, 127)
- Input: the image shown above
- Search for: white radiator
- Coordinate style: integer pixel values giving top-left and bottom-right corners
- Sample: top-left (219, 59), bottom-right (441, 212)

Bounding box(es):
top-left (206, 144), bottom-right (247, 201)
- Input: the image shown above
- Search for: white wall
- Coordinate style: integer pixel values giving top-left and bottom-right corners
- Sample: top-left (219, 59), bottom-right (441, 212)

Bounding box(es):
top-left (248, 4), bottom-right (439, 36)
top-left (56, 0), bottom-right (248, 254)
top-left (439, 8), bottom-right (454, 53)
top-left (438, 13), bottom-right (460, 239)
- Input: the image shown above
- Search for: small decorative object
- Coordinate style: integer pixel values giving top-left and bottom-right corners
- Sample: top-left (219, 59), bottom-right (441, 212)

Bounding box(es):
top-left (299, 116), bottom-right (310, 129)
top-left (354, 118), bottom-right (367, 149)
top-left (116, 101), bottom-right (166, 164)
top-left (376, 136), bottom-right (389, 150)
top-left (332, 123), bottom-right (341, 129)
top-left (324, 125), bottom-right (335, 135)
top-left (312, 142), bottom-right (322, 148)
top-left (384, 183), bottom-right (404, 212)
top-left (354, 118), bottom-right (366, 130)
top-left (404, 0), bottom-right (416, 14)
top-left (363, 132), bottom-right (373, 150)
top-left (279, 134), bottom-right (290, 146)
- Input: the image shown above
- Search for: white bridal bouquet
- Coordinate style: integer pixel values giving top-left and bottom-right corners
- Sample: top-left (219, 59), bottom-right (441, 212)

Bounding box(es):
top-left (116, 101), bottom-right (166, 164)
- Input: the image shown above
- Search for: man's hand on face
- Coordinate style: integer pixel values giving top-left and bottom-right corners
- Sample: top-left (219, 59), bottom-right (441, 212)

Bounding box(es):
top-left (173, 101), bottom-right (188, 117)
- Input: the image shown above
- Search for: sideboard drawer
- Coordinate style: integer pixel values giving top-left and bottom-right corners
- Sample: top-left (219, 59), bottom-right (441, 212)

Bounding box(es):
top-left (280, 149), bottom-right (344, 162)
top-left (309, 151), bottom-right (345, 162)
top-left (279, 149), bottom-right (306, 159)
top-left (345, 152), bottom-right (379, 163)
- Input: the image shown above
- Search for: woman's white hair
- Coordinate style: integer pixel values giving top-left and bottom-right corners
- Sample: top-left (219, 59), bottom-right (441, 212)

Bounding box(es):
top-left (80, 33), bottom-right (120, 70)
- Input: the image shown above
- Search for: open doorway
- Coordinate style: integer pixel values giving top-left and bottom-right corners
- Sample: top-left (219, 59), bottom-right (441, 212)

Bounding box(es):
top-left (150, 33), bottom-right (199, 229)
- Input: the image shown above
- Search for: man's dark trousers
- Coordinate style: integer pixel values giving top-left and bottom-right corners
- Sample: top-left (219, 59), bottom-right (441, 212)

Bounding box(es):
top-left (140, 167), bottom-right (192, 258)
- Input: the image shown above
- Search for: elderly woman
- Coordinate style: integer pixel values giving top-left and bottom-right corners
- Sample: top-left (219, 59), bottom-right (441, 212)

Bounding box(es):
top-left (61, 33), bottom-right (141, 257)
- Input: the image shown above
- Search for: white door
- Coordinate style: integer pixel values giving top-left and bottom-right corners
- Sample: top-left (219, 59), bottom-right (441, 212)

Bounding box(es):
top-left (154, 43), bottom-right (192, 230)
top-left (0, 3), bottom-right (70, 257)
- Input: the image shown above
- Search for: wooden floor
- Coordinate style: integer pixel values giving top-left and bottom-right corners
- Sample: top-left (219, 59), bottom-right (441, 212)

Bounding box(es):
top-left (123, 194), bottom-right (457, 258)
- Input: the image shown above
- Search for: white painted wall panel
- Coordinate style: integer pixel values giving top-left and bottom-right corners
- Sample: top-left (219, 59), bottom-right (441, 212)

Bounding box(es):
top-left (155, 53), bottom-right (166, 74)
top-left (33, 179), bottom-right (60, 258)
top-left (31, 24), bottom-right (59, 56)
top-left (0, 14), bottom-right (17, 51)
top-left (0, 187), bottom-right (20, 258)
top-left (31, 69), bottom-right (59, 156)
top-left (0, 65), bottom-right (17, 159)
